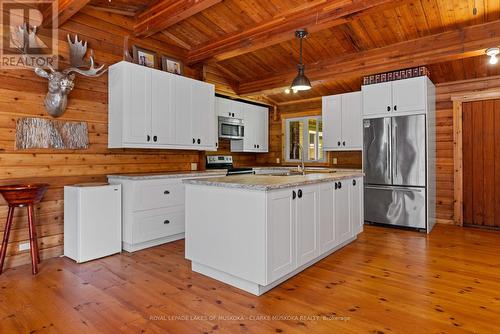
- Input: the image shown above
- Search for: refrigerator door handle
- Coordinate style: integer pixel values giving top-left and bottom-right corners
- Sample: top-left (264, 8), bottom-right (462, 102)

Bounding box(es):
top-left (387, 121), bottom-right (391, 183)
top-left (394, 123), bottom-right (398, 178)
top-left (365, 185), bottom-right (423, 193)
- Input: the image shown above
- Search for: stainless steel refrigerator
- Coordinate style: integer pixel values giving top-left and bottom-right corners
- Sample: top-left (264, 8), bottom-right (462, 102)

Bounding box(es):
top-left (363, 115), bottom-right (427, 229)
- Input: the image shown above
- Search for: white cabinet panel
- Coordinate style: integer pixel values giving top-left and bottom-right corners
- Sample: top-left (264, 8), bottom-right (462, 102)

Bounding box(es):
top-left (231, 103), bottom-right (269, 153)
top-left (256, 106), bottom-right (269, 152)
top-left (362, 82), bottom-right (392, 116)
top-left (267, 188), bottom-right (296, 282)
top-left (296, 185), bottom-right (319, 266)
top-left (342, 92), bottom-right (362, 149)
top-left (133, 208), bottom-right (185, 244)
top-left (133, 179), bottom-right (185, 211)
top-left (192, 80), bottom-right (216, 149)
top-left (319, 182), bottom-right (336, 253)
top-left (171, 75), bottom-right (193, 146)
top-left (335, 180), bottom-right (351, 244)
top-left (350, 177), bottom-right (364, 235)
top-left (392, 77), bottom-right (427, 113)
top-left (151, 70), bottom-right (174, 145)
top-left (123, 64), bottom-right (151, 144)
top-left (322, 95), bottom-right (342, 150)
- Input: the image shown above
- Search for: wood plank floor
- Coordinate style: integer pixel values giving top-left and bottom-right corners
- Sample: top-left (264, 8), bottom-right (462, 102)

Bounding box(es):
top-left (1, 224), bottom-right (500, 334)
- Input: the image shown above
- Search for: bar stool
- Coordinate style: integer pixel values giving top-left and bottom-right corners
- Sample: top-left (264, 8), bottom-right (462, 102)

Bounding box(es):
top-left (0, 184), bottom-right (48, 275)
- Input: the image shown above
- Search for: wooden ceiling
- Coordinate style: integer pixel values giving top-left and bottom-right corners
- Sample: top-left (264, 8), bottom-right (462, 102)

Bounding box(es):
top-left (81, 0), bottom-right (500, 103)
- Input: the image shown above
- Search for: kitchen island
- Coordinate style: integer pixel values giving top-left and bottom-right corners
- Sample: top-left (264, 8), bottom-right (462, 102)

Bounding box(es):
top-left (183, 171), bottom-right (364, 295)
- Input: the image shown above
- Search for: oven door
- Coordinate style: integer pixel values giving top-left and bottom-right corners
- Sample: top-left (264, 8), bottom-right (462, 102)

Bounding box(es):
top-left (218, 117), bottom-right (244, 139)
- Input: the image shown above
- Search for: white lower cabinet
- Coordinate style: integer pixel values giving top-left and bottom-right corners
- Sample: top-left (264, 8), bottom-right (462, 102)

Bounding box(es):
top-left (109, 173), bottom-right (225, 252)
top-left (296, 185), bottom-right (319, 267)
top-left (350, 177), bottom-right (364, 234)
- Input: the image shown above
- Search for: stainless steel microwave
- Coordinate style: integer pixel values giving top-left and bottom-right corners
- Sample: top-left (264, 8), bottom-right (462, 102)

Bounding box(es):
top-left (218, 116), bottom-right (244, 140)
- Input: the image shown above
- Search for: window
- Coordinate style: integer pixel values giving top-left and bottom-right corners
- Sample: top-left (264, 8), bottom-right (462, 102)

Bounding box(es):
top-left (285, 116), bottom-right (324, 163)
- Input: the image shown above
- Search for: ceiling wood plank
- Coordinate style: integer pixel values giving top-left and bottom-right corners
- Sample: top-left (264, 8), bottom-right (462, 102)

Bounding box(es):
top-left (43, 0), bottom-right (91, 28)
top-left (134, 0), bottom-right (222, 38)
top-left (239, 19), bottom-right (500, 96)
top-left (185, 0), bottom-right (410, 65)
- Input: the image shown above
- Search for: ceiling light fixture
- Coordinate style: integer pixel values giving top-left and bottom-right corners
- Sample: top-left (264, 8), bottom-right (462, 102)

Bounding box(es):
top-left (486, 47), bottom-right (499, 65)
top-left (290, 29), bottom-right (311, 92)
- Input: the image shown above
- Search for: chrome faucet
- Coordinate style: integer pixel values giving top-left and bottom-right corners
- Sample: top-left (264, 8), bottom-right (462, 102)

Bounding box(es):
top-left (294, 143), bottom-right (306, 176)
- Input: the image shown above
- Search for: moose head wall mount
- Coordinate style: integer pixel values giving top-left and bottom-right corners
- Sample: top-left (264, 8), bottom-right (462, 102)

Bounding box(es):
top-left (17, 24), bottom-right (107, 118)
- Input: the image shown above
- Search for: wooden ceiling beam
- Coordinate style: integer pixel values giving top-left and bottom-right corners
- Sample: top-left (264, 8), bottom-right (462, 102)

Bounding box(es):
top-left (185, 0), bottom-right (407, 65)
top-left (134, 0), bottom-right (222, 38)
top-left (43, 0), bottom-right (91, 28)
top-left (238, 19), bottom-right (500, 96)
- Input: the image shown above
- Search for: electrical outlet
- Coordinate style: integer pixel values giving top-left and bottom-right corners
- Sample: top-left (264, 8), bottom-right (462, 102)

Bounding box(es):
top-left (18, 242), bottom-right (30, 251)
top-left (190, 163), bottom-right (198, 171)
top-left (333, 158), bottom-right (338, 165)
top-left (276, 158), bottom-right (280, 164)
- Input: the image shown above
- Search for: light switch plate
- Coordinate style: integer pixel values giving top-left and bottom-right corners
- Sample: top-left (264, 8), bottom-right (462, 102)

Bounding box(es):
top-left (18, 242), bottom-right (30, 251)
top-left (333, 158), bottom-right (338, 165)
top-left (190, 163), bottom-right (198, 171)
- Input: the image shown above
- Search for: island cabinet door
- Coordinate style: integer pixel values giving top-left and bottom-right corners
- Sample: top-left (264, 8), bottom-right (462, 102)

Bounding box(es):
top-left (350, 178), bottom-right (364, 235)
top-left (296, 184), bottom-right (320, 267)
top-left (267, 188), bottom-right (297, 283)
top-left (335, 180), bottom-right (352, 244)
top-left (319, 182), bottom-right (336, 254)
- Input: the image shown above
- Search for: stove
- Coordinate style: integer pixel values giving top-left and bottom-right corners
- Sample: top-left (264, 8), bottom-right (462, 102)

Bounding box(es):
top-left (206, 156), bottom-right (254, 176)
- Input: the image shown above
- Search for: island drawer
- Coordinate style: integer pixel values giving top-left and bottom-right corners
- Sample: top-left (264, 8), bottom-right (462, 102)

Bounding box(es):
top-left (132, 208), bottom-right (185, 244)
top-left (133, 179), bottom-right (185, 211)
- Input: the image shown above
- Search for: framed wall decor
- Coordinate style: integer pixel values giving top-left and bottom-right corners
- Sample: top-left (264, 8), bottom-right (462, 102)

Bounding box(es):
top-left (161, 55), bottom-right (183, 75)
top-left (133, 46), bottom-right (157, 68)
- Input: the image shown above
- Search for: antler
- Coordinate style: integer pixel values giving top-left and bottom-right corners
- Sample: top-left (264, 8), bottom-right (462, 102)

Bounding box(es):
top-left (63, 35), bottom-right (106, 77)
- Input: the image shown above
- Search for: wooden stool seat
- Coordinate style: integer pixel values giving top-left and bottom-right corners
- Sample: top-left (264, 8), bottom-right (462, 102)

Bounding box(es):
top-left (0, 184), bottom-right (48, 275)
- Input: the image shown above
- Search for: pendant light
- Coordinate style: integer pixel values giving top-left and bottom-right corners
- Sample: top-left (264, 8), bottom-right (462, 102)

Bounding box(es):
top-left (290, 29), bottom-right (312, 91)
top-left (486, 47), bottom-right (499, 65)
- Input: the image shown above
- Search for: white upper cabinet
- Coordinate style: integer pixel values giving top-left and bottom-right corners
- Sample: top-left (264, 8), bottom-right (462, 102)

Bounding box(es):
top-left (392, 77), bottom-right (427, 113)
top-left (362, 82), bottom-right (392, 116)
top-left (362, 76), bottom-right (429, 118)
top-left (109, 61), bottom-right (216, 150)
top-left (230, 102), bottom-right (269, 153)
top-left (215, 97), bottom-right (243, 119)
top-left (322, 91), bottom-right (362, 151)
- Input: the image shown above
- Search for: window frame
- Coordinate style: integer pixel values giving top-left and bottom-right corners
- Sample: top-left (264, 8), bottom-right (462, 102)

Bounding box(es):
top-left (284, 115), bottom-right (325, 163)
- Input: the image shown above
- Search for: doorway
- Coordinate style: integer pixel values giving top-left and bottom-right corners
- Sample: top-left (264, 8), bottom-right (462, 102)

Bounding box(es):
top-left (462, 99), bottom-right (500, 228)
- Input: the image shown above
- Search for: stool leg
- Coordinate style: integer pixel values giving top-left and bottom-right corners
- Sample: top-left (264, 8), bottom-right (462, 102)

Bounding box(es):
top-left (0, 206), bottom-right (15, 275)
top-left (27, 205), bottom-right (38, 275)
top-left (30, 206), bottom-right (41, 264)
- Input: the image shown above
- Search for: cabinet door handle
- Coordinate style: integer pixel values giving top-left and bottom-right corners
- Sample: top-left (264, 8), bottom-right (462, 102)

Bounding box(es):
top-left (292, 190), bottom-right (296, 200)
top-left (164, 220), bottom-right (170, 224)
top-left (153, 135), bottom-right (157, 142)
top-left (297, 189), bottom-right (302, 198)
top-left (394, 105), bottom-right (397, 111)
top-left (192, 138), bottom-right (195, 144)
top-left (334, 182), bottom-right (338, 190)
top-left (353, 179), bottom-right (356, 186)
top-left (164, 190), bottom-right (170, 195)
top-left (197, 138), bottom-right (201, 144)
top-left (387, 106), bottom-right (391, 112)
top-left (232, 113), bottom-right (235, 117)
top-left (337, 141), bottom-right (341, 146)
top-left (147, 135), bottom-right (151, 142)
top-left (228, 112), bottom-right (231, 116)
top-left (342, 141), bottom-right (346, 146)
top-left (257, 144), bottom-right (260, 148)
top-left (338, 182), bottom-right (342, 189)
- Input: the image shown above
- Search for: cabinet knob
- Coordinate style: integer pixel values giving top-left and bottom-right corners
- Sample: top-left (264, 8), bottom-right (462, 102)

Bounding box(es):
top-left (338, 182), bottom-right (342, 189)
top-left (197, 138), bottom-right (201, 144)
top-left (257, 144), bottom-right (260, 148)
top-left (164, 220), bottom-right (170, 224)
top-left (192, 138), bottom-right (195, 144)
top-left (337, 141), bottom-right (341, 146)
top-left (292, 190), bottom-right (296, 200)
top-left (394, 105), bottom-right (397, 111)
top-left (164, 190), bottom-right (170, 195)
top-left (232, 113), bottom-right (235, 117)
top-left (297, 189), bottom-right (302, 198)
top-left (387, 106), bottom-right (391, 112)
top-left (147, 135), bottom-right (151, 142)
top-left (153, 135), bottom-right (157, 142)
top-left (335, 182), bottom-right (338, 190)
top-left (353, 179), bottom-right (356, 186)
top-left (228, 112), bottom-right (231, 116)
top-left (342, 141), bottom-right (346, 146)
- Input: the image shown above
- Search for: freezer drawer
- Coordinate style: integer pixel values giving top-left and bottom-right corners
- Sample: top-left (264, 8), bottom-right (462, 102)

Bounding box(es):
top-left (364, 185), bottom-right (426, 229)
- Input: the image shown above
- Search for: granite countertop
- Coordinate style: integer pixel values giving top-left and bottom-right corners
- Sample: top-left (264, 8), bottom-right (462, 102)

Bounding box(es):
top-left (183, 171), bottom-right (364, 191)
top-left (107, 170), bottom-right (227, 180)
